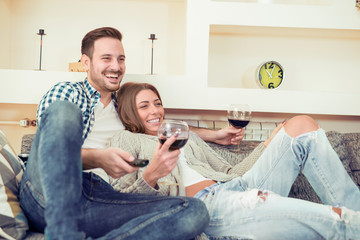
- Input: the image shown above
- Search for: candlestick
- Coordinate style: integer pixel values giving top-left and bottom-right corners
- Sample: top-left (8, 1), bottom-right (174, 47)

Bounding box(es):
top-left (148, 34), bottom-right (157, 75)
top-left (37, 29), bottom-right (46, 71)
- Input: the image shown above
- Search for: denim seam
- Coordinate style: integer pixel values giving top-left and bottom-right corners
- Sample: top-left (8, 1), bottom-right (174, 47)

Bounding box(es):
top-left (257, 144), bottom-right (290, 190)
top-left (208, 209), bottom-right (336, 226)
top-left (306, 153), bottom-right (339, 204)
top-left (21, 180), bottom-right (46, 208)
top-left (83, 184), bottom-right (190, 205)
top-left (112, 199), bottom-right (189, 240)
top-left (301, 130), bottom-right (339, 204)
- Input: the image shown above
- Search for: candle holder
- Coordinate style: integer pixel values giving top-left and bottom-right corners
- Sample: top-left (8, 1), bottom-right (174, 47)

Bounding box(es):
top-left (37, 29), bottom-right (46, 71)
top-left (148, 34), bottom-right (157, 75)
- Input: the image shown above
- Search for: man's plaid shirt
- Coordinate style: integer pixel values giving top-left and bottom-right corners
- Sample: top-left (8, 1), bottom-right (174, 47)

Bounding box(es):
top-left (37, 78), bottom-right (117, 141)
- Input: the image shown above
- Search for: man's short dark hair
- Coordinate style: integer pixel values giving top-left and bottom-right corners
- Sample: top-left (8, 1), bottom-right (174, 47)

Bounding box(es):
top-left (81, 27), bottom-right (123, 59)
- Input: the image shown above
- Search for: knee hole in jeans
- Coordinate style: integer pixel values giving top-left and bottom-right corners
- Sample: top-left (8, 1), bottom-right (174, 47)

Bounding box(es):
top-left (332, 206), bottom-right (342, 218)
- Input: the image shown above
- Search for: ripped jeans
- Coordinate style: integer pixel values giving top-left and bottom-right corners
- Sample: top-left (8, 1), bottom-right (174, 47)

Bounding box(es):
top-left (195, 128), bottom-right (360, 239)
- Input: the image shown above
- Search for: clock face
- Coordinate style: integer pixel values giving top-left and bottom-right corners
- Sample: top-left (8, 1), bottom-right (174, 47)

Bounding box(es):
top-left (257, 61), bottom-right (284, 89)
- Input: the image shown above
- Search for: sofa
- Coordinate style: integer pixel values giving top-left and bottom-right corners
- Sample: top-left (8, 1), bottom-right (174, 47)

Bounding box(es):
top-left (207, 131), bottom-right (360, 203)
top-left (0, 130), bottom-right (45, 240)
top-left (1, 130), bottom-right (359, 239)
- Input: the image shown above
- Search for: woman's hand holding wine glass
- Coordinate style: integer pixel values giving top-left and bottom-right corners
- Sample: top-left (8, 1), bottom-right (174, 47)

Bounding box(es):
top-left (143, 120), bottom-right (190, 187)
top-left (158, 120), bottom-right (189, 150)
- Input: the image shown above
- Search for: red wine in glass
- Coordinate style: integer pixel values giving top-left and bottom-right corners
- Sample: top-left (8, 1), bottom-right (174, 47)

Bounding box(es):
top-left (159, 138), bottom-right (188, 150)
top-left (228, 119), bottom-right (250, 129)
top-left (227, 104), bottom-right (251, 129)
top-left (158, 120), bottom-right (189, 150)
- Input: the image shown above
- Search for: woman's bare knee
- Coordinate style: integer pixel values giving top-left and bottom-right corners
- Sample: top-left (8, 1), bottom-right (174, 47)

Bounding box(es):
top-left (284, 115), bottom-right (319, 137)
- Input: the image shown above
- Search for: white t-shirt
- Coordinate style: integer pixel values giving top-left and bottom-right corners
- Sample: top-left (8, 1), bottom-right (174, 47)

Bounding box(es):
top-left (178, 150), bottom-right (211, 187)
top-left (83, 101), bottom-right (124, 182)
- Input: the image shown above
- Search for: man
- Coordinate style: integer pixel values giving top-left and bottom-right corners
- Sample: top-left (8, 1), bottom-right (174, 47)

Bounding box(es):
top-left (19, 27), bottom-right (209, 240)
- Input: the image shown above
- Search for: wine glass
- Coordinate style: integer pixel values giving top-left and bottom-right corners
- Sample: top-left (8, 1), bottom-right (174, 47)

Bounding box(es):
top-left (157, 120), bottom-right (189, 150)
top-left (227, 104), bottom-right (251, 129)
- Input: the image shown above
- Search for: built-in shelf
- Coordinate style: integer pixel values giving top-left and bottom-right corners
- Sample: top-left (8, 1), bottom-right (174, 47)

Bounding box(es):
top-left (2, 69), bottom-right (358, 117)
top-left (208, 25), bottom-right (360, 94)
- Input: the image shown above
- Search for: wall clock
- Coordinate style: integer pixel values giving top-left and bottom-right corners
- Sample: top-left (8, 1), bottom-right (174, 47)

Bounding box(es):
top-left (257, 61), bottom-right (284, 89)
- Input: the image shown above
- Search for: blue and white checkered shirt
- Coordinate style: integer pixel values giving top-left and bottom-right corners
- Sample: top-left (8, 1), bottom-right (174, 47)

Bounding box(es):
top-left (37, 78), bottom-right (117, 141)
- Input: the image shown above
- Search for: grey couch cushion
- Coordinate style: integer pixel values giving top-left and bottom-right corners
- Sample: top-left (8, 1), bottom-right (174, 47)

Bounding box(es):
top-left (342, 132), bottom-right (360, 187)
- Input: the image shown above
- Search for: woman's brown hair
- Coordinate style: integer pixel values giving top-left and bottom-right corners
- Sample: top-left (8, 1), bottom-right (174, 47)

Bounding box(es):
top-left (117, 82), bottom-right (162, 133)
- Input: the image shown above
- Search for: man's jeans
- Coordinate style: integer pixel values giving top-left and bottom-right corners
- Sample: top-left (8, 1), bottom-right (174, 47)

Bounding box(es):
top-left (19, 101), bottom-right (209, 240)
top-left (195, 128), bottom-right (360, 239)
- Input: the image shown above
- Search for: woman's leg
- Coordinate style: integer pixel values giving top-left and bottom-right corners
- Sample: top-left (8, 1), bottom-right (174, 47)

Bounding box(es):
top-left (199, 180), bottom-right (360, 239)
top-left (283, 115), bottom-right (319, 138)
top-left (242, 115), bottom-right (360, 210)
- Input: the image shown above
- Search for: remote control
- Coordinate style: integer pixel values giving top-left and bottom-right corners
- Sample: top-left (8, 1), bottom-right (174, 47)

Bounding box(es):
top-left (128, 159), bottom-right (149, 167)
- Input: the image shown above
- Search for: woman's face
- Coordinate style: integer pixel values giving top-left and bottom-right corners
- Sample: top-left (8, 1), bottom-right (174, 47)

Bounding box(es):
top-left (136, 89), bottom-right (164, 136)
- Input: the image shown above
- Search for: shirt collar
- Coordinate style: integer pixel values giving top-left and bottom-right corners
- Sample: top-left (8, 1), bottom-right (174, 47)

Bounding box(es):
top-left (83, 78), bottom-right (100, 99)
top-left (84, 77), bottom-right (118, 107)
top-left (111, 92), bottom-right (118, 109)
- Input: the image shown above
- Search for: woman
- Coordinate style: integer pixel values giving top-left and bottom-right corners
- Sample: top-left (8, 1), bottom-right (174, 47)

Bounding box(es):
top-left (109, 82), bottom-right (360, 239)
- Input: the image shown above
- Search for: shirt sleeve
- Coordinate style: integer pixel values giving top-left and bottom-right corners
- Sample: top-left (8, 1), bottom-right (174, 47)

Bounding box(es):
top-left (228, 143), bottom-right (266, 176)
top-left (36, 82), bottom-right (75, 126)
top-left (188, 130), bottom-right (265, 177)
top-left (109, 130), bottom-right (161, 195)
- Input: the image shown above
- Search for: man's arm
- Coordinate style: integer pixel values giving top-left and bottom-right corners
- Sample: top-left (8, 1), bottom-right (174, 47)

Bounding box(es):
top-left (82, 148), bottom-right (138, 179)
top-left (189, 125), bottom-right (244, 146)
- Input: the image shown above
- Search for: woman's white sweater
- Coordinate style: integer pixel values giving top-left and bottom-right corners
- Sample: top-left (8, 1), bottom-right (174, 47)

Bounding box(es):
top-left (109, 130), bottom-right (265, 196)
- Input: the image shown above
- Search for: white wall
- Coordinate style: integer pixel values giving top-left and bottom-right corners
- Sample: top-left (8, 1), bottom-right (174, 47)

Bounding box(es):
top-left (0, 103), bottom-right (37, 154)
top-left (0, 0), bottom-right (359, 138)
top-left (186, 0), bottom-right (360, 82)
top-left (208, 26), bottom-right (360, 93)
top-left (0, 0), bottom-right (10, 69)
top-left (182, 0), bottom-right (360, 117)
top-left (3, 0), bottom-right (186, 75)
